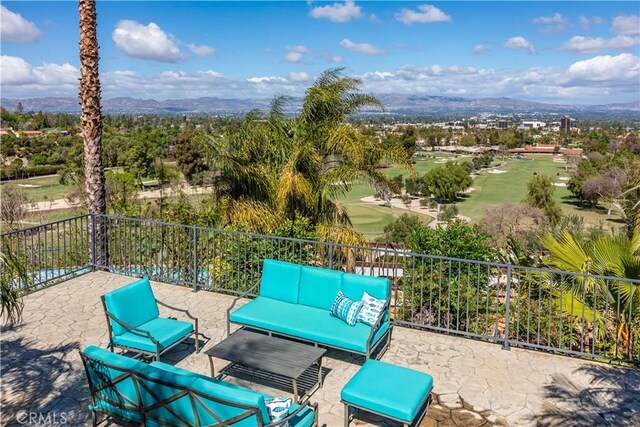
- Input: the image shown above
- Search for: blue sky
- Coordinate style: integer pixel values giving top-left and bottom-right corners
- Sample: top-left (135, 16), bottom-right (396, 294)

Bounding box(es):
top-left (1, 1), bottom-right (639, 104)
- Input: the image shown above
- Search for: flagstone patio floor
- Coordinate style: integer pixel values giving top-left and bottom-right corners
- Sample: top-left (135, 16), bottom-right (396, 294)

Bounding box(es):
top-left (2, 272), bottom-right (638, 426)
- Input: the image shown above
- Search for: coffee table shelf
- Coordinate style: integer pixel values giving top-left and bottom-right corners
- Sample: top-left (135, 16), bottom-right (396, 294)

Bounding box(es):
top-left (205, 329), bottom-right (326, 402)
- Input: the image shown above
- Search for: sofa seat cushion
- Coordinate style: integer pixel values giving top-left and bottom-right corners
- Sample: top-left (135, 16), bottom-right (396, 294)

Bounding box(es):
top-left (230, 297), bottom-right (390, 353)
top-left (341, 360), bottom-right (433, 423)
top-left (112, 317), bottom-right (193, 353)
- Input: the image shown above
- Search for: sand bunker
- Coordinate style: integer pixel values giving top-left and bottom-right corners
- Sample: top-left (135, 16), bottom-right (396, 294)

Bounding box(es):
top-left (559, 177), bottom-right (570, 181)
top-left (554, 183), bottom-right (567, 187)
top-left (489, 169), bottom-right (508, 174)
top-left (17, 184), bottom-right (41, 188)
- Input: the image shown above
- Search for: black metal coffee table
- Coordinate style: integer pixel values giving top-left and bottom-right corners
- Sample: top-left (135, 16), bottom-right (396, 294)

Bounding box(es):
top-left (205, 329), bottom-right (326, 402)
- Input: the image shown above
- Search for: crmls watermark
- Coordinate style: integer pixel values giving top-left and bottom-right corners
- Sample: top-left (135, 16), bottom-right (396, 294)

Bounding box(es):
top-left (16, 411), bottom-right (69, 426)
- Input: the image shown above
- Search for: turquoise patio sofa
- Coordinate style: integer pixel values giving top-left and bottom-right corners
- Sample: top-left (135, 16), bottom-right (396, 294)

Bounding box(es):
top-left (227, 259), bottom-right (392, 359)
top-left (80, 345), bottom-right (318, 427)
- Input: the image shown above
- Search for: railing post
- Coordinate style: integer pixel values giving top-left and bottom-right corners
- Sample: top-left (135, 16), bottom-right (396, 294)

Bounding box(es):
top-left (91, 214), bottom-right (97, 271)
top-left (328, 241), bottom-right (334, 270)
top-left (192, 227), bottom-right (198, 292)
top-left (502, 263), bottom-right (512, 350)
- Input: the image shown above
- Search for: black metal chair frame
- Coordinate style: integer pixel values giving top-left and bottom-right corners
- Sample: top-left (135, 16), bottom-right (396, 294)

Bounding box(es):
top-left (80, 350), bottom-right (319, 427)
top-left (101, 295), bottom-right (200, 361)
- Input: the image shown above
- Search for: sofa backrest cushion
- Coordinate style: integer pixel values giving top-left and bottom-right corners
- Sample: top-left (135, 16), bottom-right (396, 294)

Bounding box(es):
top-left (298, 266), bottom-right (344, 310)
top-left (259, 259), bottom-right (302, 304)
top-left (81, 346), bottom-right (149, 422)
top-left (341, 274), bottom-right (391, 302)
top-left (103, 278), bottom-right (159, 336)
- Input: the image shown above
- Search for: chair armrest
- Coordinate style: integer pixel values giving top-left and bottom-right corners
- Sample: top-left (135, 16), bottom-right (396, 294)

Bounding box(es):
top-left (226, 280), bottom-right (260, 314)
top-left (226, 280), bottom-right (260, 336)
top-left (104, 310), bottom-right (160, 345)
top-left (366, 299), bottom-right (391, 349)
top-left (156, 299), bottom-right (198, 321)
top-left (264, 400), bottom-right (318, 427)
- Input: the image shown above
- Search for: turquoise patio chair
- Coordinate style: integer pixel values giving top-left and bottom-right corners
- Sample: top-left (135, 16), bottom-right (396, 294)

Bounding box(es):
top-left (101, 278), bottom-right (199, 361)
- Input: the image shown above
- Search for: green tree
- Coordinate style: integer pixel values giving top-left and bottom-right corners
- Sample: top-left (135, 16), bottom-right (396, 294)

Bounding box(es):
top-left (377, 214), bottom-right (424, 244)
top-left (422, 163), bottom-right (472, 203)
top-left (410, 220), bottom-right (498, 261)
top-left (526, 174), bottom-right (562, 225)
top-left (173, 130), bottom-right (209, 184)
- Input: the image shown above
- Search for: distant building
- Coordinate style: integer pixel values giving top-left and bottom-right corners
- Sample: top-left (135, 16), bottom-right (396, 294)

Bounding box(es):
top-left (560, 116), bottom-right (571, 132)
top-left (519, 121), bottom-right (546, 130)
top-left (498, 119), bottom-right (509, 129)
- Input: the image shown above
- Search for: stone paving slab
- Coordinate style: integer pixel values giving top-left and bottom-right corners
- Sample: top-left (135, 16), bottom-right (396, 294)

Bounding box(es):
top-left (1, 272), bottom-right (638, 426)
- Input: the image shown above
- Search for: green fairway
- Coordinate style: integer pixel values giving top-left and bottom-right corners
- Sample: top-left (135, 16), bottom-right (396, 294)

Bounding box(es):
top-left (338, 153), bottom-right (624, 239)
top-left (0, 175), bottom-right (75, 202)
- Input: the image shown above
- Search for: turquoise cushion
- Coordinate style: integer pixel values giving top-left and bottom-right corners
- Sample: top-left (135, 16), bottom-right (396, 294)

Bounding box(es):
top-left (112, 317), bottom-right (193, 353)
top-left (341, 360), bottom-right (433, 423)
top-left (103, 278), bottom-right (159, 336)
top-left (260, 260), bottom-right (302, 304)
top-left (341, 274), bottom-right (390, 301)
top-left (298, 266), bottom-right (343, 310)
top-left (230, 297), bottom-right (390, 353)
top-left (82, 346), bottom-right (147, 423)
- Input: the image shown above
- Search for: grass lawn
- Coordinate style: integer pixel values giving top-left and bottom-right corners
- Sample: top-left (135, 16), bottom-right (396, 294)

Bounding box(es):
top-left (1, 175), bottom-right (75, 202)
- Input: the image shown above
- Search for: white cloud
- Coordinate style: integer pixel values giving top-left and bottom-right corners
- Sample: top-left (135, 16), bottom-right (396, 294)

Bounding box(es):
top-left (188, 43), bottom-right (215, 57)
top-left (504, 36), bottom-right (535, 53)
top-left (532, 13), bottom-right (568, 34)
top-left (284, 45), bottom-right (311, 63)
top-left (340, 38), bottom-right (386, 55)
top-left (0, 6), bottom-right (42, 43)
top-left (563, 36), bottom-right (606, 53)
top-left (566, 53), bottom-right (640, 84)
top-left (611, 15), bottom-right (640, 35)
top-left (309, 1), bottom-right (362, 23)
top-left (395, 5), bottom-right (451, 25)
top-left (247, 76), bottom-right (287, 83)
top-left (0, 55), bottom-right (79, 96)
top-left (472, 44), bottom-right (490, 55)
top-left (533, 13), bottom-right (564, 24)
top-left (563, 35), bottom-right (640, 53)
top-left (112, 20), bottom-right (185, 62)
top-left (288, 71), bottom-right (310, 82)
top-left (579, 15), bottom-right (604, 30)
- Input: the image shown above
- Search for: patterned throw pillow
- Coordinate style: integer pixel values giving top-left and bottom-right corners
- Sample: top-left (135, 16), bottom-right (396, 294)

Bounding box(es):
top-left (357, 291), bottom-right (387, 326)
top-left (329, 291), bottom-right (363, 326)
top-left (265, 397), bottom-right (292, 427)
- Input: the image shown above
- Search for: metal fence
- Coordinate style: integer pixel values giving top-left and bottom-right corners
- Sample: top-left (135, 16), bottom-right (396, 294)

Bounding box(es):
top-left (1, 215), bottom-right (92, 290)
top-left (2, 213), bottom-right (638, 363)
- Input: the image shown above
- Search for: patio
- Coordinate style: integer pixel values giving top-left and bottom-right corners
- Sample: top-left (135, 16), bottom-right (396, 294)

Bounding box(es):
top-left (1, 271), bottom-right (638, 427)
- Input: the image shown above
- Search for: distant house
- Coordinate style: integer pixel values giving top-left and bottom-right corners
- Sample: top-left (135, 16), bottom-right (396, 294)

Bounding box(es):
top-left (18, 130), bottom-right (44, 138)
top-left (508, 144), bottom-right (583, 156)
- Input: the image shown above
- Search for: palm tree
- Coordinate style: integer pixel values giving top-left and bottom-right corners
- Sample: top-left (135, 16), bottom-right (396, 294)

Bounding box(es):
top-left (542, 230), bottom-right (640, 357)
top-left (206, 69), bottom-right (414, 240)
top-left (78, 0), bottom-right (107, 264)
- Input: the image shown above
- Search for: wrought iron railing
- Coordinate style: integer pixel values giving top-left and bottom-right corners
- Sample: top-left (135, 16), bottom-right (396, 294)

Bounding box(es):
top-left (2, 213), bottom-right (638, 363)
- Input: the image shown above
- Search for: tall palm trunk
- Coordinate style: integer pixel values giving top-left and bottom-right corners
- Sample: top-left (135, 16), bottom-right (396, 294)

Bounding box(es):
top-left (79, 0), bottom-right (107, 265)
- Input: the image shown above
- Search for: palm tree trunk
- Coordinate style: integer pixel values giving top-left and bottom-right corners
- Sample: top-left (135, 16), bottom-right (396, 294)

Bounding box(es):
top-left (79, 0), bottom-right (107, 266)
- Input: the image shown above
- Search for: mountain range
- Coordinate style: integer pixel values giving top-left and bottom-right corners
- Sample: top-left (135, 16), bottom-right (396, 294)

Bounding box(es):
top-left (1, 95), bottom-right (638, 115)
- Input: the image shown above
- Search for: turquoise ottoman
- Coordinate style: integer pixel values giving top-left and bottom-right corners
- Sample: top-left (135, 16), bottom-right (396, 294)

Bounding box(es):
top-left (341, 360), bottom-right (433, 427)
